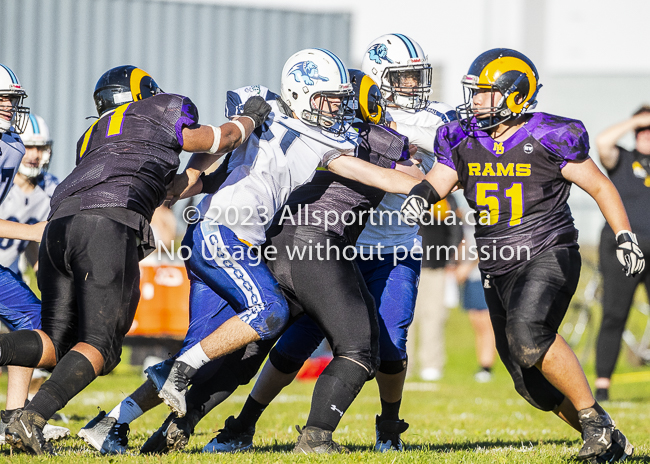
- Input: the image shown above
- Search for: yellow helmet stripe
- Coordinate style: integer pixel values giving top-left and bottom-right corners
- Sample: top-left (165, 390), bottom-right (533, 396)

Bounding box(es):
top-left (480, 56), bottom-right (537, 107)
top-left (358, 75), bottom-right (381, 123)
top-left (130, 68), bottom-right (151, 101)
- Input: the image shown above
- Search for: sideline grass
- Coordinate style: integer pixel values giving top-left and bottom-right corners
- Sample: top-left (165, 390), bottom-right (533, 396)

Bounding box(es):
top-left (2, 302), bottom-right (650, 462)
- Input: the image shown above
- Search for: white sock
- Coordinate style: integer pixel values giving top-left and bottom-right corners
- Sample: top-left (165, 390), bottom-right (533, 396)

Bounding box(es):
top-left (176, 343), bottom-right (211, 370)
top-left (107, 396), bottom-right (144, 424)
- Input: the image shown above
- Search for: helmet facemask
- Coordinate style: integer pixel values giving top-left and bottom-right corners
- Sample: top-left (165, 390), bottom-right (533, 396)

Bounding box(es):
top-left (457, 73), bottom-right (539, 133)
top-left (0, 93), bottom-right (29, 134)
top-left (300, 89), bottom-right (355, 135)
top-left (381, 63), bottom-right (432, 111)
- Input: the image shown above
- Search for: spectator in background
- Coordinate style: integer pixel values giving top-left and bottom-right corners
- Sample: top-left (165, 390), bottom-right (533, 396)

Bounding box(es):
top-left (410, 195), bottom-right (461, 381)
top-left (455, 215), bottom-right (496, 383)
top-left (594, 105), bottom-right (650, 401)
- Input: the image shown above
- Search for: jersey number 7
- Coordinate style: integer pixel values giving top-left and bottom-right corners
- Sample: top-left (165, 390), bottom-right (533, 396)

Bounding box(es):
top-left (79, 103), bottom-right (132, 159)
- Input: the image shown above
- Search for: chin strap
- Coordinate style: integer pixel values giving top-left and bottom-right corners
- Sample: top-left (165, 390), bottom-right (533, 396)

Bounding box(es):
top-left (276, 96), bottom-right (294, 118)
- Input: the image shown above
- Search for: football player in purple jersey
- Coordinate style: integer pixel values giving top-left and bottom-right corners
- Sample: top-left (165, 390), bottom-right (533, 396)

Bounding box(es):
top-left (0, 65), bottom-right (271, 455)
top-left (401, 48), bottom-right (642, 462)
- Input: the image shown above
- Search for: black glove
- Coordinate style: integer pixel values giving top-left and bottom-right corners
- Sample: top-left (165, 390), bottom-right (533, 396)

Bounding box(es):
top-left (616, 230), bottom-right (645, 277)
top-left (241, 96), bottom-right (272, 127)
top-left (400, 180), bottom-right (441, 226)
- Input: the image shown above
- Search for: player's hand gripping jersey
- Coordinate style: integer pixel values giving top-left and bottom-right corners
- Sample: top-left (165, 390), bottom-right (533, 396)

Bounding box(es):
top-left (436, 112), bottom-right (589, 275)
top-left (49, 93), bottom-right (198, 222)
top-left (196, 85), bottom-right (358, 246)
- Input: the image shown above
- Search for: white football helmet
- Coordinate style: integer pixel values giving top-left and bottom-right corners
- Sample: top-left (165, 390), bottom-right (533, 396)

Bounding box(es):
top-left (280, 48), bottom-right (354, 135)
top-left (360, 34), bottom-right (432, 111)
top-left (19, 114), bottom-right (53, 178)
top-left (0, 64), bottom-right (29, 134)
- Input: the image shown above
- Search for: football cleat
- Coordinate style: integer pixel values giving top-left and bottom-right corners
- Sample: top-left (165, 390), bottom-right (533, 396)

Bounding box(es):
top-left (43, 423), bottom-right (70, 442)
top-left (594, 429), bottom-right (634, 463)
top-left (202, 415), bottom-right (255, 453)
top-left (145, 360), bottom-right (196, 418)
top-left (1, 409), bottom-right (69, 444)
top-left (577, 407), bottom-right (633, 462)
top-left (140, 410), bottom-right (199, 454)
top-left (292, 425), bottom-right (349, 454)
top-left (78, 410), bottom-right (129, 454)
top-left (5, 410), bottom-right (54, 455)
top-left (374, 415), bottom-right (409, 452)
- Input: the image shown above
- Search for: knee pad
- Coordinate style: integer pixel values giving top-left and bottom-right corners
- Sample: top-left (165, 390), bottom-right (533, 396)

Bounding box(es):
top-left (378, 357), bottom-right (408, 375)
top-left (0, 330), bottom-right (43, 367)
top-left (241, 299), bottom-right (289, 340)
top-left (333, 345), bottom-right (378, 380)
top-left (506, 321), bottom-right (546, 369)
top-left (269, 346), bottom-right (306, 374)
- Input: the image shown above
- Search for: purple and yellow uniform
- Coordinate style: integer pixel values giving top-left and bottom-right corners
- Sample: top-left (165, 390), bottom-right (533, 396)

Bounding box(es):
top-left (51, 93), bottom-right (198, 227)
top-left (436, 112), bottom-right (589, 411)
top-left (436, 112), bottom-right (589, 275)
top-left (40, 93), bottom-right (198, 374)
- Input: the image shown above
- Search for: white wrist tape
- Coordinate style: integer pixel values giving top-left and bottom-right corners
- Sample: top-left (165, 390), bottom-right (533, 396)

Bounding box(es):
top-left (206, 124), bottom-right (222, 155)
top-left (232, 119), bottom-right (247, 142)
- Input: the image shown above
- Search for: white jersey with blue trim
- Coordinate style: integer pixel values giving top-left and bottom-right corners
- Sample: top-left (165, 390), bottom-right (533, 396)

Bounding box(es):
top-left (0, 130), bottom-right (25, 206)
top-left (0, 173), bottom-right (59, 270)
top-left (356, 101), bottom-right (455, 254)
top-left (197, 85), bottom-right (358, 245)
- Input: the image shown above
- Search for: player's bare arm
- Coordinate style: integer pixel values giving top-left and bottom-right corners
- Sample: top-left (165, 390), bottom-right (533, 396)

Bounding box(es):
top-left (562, 158), bottom-right (645, 276)
top-left (0, 218), bottom-right (46, 242)
top-left (327, 154), bottom-right (420, 194)
top-left (171, 96), bottom-right (271, 200)
top-left (561, 159), bottom-right (630, 234)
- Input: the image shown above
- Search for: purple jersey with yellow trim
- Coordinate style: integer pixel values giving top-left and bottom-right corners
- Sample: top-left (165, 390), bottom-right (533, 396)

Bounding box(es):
top-left (436, 112), bottom-right (589, 275)
top-left (50, 93), bottom-right (198, 221)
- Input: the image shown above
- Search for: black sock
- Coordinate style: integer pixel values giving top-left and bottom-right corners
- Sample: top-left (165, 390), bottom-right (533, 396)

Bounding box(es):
top-left (591, 401), bottom-right (607, 416)
top-left (306, 357), bottom-right (369, 432)
top-left (236, 395), bottom-right (268, 429)
top-left (0, 330), bottom-right (43, 367)
top-left (26, 351), bottom-right (96, 420)
top-left (186, 368), bottom-right (239, 421)
top-left (379, 398), bottom-right (401, 422)
top-left (480, 366), bottom-right (492, 372)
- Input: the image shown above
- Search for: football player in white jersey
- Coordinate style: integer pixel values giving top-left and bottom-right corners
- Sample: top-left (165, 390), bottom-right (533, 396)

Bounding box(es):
top-left (0, 114), bottom-right (59, 276)
top-left (356, 34), bottom-right (456, 450)
top-left (0, 66), bottom-right (67, 445)
top-left (144, 48), bottom-right (422, 452)
top-left (210, 35), bottom-right (456, 452)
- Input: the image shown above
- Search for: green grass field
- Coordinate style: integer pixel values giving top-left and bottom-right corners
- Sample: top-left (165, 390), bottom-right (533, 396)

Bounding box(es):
top-left (2, 270), bottom-right (650, 462)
